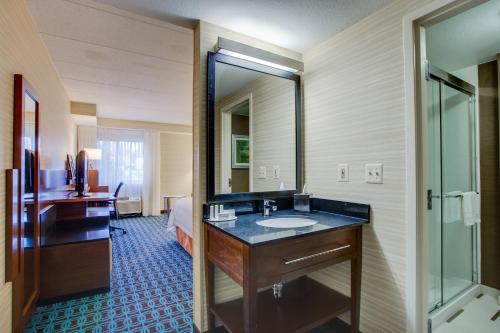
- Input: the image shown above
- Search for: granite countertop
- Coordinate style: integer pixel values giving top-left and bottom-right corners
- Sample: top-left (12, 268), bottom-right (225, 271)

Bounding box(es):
top-left (204, 209), bottom-right (369, 245)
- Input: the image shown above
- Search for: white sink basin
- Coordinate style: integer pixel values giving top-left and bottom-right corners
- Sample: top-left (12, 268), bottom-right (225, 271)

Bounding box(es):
top-left (256, 216), bottom-right (318, 229)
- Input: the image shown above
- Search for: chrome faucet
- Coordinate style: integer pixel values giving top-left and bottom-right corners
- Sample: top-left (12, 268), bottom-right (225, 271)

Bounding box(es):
top-left (263, 199), bottom-right (277, 216)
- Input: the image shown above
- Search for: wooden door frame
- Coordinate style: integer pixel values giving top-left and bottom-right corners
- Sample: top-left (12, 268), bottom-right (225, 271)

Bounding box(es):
top-left (12, 74), bottom-right (41, 333)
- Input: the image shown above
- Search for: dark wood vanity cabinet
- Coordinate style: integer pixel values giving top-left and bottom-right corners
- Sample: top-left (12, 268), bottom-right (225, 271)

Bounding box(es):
top-left (204, 224), bottom-right (363, 333)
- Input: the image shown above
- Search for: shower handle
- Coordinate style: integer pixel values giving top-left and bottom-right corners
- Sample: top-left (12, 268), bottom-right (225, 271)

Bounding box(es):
top-left (427, 189), bottom-right (441, 210)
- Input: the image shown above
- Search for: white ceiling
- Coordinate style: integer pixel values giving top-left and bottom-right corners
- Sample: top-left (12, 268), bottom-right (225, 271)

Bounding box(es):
top-left (27, 0), bottom-right (194, 125)
top-left (215, 62), bottom-right (263, 102)
top-left (27, 0), bottom-right (394, 125)
top-left (427, 0), bottom-right (500, 72)
top-left (92, 0), bottom-right (393, 53)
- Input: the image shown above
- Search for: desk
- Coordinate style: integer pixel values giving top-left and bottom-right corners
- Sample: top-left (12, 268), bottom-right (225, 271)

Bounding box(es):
top-left (40, 191), bottom-right (115, 220)
top-left (162, 194), bottom-right (185, 221)
top-left (39, 192), bottom-right (114, 303)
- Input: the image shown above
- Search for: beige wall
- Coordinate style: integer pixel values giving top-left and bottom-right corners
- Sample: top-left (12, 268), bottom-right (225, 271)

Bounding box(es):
top-left (193, 21), bottom-right (302, 331)
top-left (0, 0), bottom-right (77, 331)
top-left (160, 133), bottom-right (193, 197)
top-left (303, 0), bottom-right (434, 331)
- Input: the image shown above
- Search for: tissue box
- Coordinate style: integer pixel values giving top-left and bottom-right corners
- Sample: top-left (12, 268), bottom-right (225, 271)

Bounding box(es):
top-left (294, 194), bottom-right (311, 213)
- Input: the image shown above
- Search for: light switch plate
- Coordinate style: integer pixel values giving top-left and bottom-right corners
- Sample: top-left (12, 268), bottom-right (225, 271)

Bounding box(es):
top-left (258, 166), bottom-right (267, 179)
top-left (338, 164), bottom-right (349, 182)
top-left (272, 165), bottom-right (280, 179)
top-left (365, 163), bottom-right (383, 184)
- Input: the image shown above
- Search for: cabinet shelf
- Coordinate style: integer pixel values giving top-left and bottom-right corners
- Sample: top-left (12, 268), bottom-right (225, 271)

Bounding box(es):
top-left (211, 277), bottom-right (351, 333)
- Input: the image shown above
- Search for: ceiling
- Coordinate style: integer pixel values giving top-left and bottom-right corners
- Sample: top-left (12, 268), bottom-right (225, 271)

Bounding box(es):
top-left (27, 0), bottom-right (394, 125)
top-left (215, 62), bottom-right (264, 102)
top-left (27, 0), bottom-right (194, 125)
top-left (427, 0), bottom-right (500, 72)
top-left (92, 0), bottom-right (393, 53)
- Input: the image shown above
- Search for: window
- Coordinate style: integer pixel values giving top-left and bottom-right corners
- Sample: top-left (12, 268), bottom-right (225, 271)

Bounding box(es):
top-left (96, 127), bottom-right (144, 197)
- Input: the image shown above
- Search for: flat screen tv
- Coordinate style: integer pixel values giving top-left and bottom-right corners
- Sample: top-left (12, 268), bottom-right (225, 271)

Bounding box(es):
top-left (75, 150), bottom-right (88, 197)
top-left (24, 149), bottom-right (35, 194)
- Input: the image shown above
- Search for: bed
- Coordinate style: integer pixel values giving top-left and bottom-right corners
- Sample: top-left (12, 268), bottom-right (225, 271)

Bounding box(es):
top-left (167, 196), bottom-right (193, 255)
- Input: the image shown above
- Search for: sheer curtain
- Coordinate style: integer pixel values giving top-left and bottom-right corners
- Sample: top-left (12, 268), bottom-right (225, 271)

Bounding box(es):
top-left (97, 127), bottom-right (144, 198)
top-left (77, 126), bottom-right (97, 152)
top-left (96, 127), bottom-right (161, 216)
top-left (142, 130), bottom-right (161, 216)
top-left (24, 122), bottom-right (36, 150)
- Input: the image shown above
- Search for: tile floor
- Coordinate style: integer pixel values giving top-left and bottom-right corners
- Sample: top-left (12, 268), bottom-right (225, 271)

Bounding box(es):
top-left (435, 293), bottom-right (500, 333)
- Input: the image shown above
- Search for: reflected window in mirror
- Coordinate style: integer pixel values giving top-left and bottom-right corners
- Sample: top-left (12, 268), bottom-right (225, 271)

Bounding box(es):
top-left (208, 52), bottom-right (302, 201)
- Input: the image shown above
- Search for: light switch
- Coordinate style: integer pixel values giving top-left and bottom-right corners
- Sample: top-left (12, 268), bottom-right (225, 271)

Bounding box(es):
top-left (272, 165), bottom-right (280, 179)
top-left (338, 164), bottom-right (349, 182)
top-left (258, 166), bottom-right (267, 179)
top-left (365, 163), bottom-right (383, 184)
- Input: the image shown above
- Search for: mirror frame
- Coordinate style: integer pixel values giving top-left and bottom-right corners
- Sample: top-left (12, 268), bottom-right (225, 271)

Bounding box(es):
top-left (207, 51), bottom-right (302, 202)
top-left (12, 74), bottom-right (40, 331)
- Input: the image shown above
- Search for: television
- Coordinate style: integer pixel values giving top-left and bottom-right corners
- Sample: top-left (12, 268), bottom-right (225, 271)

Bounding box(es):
top-left (74, 150), bottom-right (89, 197)
top-left (24, 149), bottom-right (35, 194)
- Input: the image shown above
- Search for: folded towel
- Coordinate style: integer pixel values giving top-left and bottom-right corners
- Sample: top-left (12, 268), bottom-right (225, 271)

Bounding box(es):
top-left (444, 191), bottom-right (462, 224)
top-left (462, 192), bottom-right (480, 226)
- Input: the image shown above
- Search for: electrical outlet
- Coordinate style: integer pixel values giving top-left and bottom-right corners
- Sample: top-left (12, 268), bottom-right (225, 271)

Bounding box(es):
top-left (258, 166), bottom-right (267, 179)
top-left (272, 165), bottom-right (280, 179)
top-left (338, 164), bottom-right (349, 182)
top-left (365, 163), bottom-right (383, 184)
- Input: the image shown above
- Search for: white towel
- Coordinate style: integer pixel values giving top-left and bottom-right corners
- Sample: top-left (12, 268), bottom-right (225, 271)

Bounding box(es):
top-left (444, 191), bottom-right (462, 224)
top-left (462, 192), bottom-right (480, 226)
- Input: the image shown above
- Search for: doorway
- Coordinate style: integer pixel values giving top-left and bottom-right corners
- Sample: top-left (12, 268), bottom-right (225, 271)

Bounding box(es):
top-left (220, 94), bottom-right (253, 193)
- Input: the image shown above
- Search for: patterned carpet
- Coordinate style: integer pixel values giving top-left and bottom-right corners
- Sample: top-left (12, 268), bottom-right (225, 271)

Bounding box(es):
top-left (25, 216), bottom-right (193, 333)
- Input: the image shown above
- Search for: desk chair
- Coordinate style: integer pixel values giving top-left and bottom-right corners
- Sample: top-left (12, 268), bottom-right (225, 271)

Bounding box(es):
top-left (109, 182), bottom-right (127, 235)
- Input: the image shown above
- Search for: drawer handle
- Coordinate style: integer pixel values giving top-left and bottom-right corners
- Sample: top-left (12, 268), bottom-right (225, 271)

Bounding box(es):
top-left (283, 244), bottom-right (351, 265)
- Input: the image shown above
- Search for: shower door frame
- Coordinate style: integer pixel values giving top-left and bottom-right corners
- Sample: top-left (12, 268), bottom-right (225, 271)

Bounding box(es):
top-left (426, 63), bottom-right (480, 315)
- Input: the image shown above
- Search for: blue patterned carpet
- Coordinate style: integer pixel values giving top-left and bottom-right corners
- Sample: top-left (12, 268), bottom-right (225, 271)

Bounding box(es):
top-left (25, 216), bottom-right (193, 333)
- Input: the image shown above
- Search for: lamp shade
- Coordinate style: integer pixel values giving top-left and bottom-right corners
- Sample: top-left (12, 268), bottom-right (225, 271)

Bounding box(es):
top-left (84, 148), bottom-right (102, 160)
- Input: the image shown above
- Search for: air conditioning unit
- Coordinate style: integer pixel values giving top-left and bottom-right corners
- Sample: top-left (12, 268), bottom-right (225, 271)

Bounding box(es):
top-left (116, 196), bottom-right (142, 215)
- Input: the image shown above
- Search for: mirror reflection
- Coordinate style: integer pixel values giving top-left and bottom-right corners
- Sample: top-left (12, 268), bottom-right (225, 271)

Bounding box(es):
top-left (23, 92), bottom-right (36, 305)
top-left (214, 62), bottom-right (296, 194)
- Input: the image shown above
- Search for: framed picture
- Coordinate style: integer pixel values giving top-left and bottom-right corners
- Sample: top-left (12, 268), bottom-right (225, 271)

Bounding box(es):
top-left (232, 134), bottom-right (250, 169)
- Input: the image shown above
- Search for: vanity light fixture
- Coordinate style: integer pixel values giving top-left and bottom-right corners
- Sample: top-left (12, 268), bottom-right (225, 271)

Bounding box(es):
top-left (215, 37), bottom-right (304, 73)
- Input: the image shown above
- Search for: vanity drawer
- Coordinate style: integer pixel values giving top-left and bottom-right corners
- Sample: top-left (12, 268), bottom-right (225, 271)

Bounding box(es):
top-left (255, 227), bottom-right (358, 285)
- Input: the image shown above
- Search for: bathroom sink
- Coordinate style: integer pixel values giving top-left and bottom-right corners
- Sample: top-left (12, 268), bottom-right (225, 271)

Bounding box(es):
top-left (256, 216), bottom-right (318, 229)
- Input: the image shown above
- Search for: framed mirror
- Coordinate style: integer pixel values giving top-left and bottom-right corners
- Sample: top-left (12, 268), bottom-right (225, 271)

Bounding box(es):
top-left (207, 51), bottom-right (302, 202)
top-left (12, 74), bottom-right (40, 330)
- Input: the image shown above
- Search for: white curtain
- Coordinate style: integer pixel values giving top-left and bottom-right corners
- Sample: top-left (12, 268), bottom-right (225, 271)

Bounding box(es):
top-left (77, 126), bottom-right (97, 152)
top-left (142, 130), bottom-right (161, 216)
top-left (24, 122), bottom-right (36, 150)
top-left (97, 127), bottom-right (144, 198)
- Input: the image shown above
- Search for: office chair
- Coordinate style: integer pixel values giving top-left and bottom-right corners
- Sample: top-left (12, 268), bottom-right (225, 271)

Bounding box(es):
top-left (109, 182), bottom-right (127, 235)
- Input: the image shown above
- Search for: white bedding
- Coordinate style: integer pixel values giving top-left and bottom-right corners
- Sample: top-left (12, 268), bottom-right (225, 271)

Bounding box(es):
top-left (167, 196), bottom-right (193, 237)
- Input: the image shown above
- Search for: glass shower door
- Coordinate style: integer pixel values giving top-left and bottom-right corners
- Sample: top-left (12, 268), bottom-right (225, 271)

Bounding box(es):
top-left (441, 83), bottom-right (475, 303)
top-left (427, 77), bottom-right (442, 312)
top-left (426, 66), bottom-right (477, 312)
